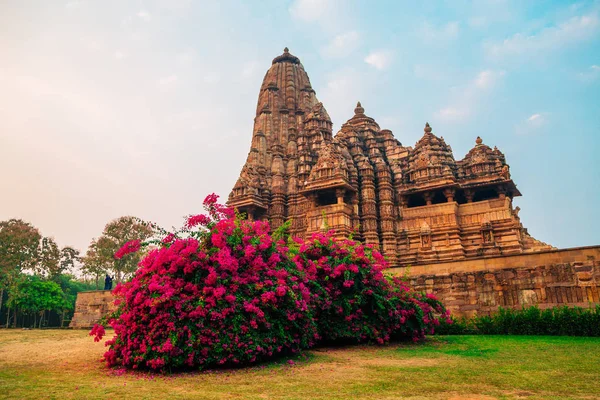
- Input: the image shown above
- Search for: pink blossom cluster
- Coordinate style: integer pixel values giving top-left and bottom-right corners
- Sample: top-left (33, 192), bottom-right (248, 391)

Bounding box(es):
top-left (114, 239), bottom-right (141, 259)
top-left (94, 194), bottom-right (448, 371)
top-left (294, 232), bottom-right (449, 344)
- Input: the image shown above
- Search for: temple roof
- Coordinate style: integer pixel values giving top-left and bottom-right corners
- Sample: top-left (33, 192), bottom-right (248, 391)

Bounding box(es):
top-left (402, 123), bottom-right (458, 189)
top-left (457, 136), bottom-right (521, 195)
top-left (272, 47), bottom-right (301, 65)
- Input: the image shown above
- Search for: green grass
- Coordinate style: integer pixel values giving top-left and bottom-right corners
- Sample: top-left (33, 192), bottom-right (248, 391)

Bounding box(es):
top-left (1, 330), bottom-right (599, 399)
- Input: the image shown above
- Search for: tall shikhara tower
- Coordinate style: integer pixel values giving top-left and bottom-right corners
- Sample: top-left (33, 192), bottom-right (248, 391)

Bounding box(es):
top-left (229, 49), bottom-right (552, 267)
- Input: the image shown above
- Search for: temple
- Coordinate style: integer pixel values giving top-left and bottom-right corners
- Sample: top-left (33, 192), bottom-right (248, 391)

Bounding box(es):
top-left (228, 48), bottom-right (553, 267)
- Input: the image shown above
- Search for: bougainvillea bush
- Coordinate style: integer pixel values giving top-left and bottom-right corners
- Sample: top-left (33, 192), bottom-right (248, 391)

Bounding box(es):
top-left (92, 194), bottom-right (448, 371)
top-left (293, 234), bottom-right (448, 344)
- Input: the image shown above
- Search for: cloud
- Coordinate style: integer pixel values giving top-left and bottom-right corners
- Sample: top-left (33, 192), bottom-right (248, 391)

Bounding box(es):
top-left (203, 73), bottom-right (220, 84)
top-left (436, 107), bottom-right (470, 122)
top-left (577, 64), bottom-right (600, 82)
top-left (176, 48), bottom-right (198, 66)
top-left (435, 69), bottom-right (506, 123)
top-left (420, 21), bottom-right (460, 42)
top-left (474, 70), bottom-right (506, 89)
top-left (137, 10), bottom-right (152, 21)
top-left (65, 1), bottom-right (82, 9)
top-left (485, 13), bottom-right (599, 60)
top-left (364, 50), bottom-right (393, 70)
top-left (289, 0), bottom-right (334, 23)
top-left (318, 67), bottom-right (365, 128)
top-left (114, 51), bottom-right (126, 60)
top-left (516, 113), bottom-right (549, 134)
top-left (157, 74), bottom-right (178, 88)
top-left (321, 31), bottom-right (360, 58)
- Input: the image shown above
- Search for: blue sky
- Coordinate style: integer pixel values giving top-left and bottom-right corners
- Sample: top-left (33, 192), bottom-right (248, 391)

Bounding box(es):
top-left (0, 0), bottom-right (599, 253)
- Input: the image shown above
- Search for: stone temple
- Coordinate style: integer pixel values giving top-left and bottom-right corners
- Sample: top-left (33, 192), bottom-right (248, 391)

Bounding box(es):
top-left (228, 48), bottom-right (553, 268)
top-left (69, 48), bottom-right (599, 327)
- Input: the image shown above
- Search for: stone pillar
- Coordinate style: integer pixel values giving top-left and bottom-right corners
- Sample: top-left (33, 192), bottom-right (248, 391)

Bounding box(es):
top-left (307, 193), bottom-right (317, 210)
top-left (465, 189), bottom-right (474, 203)
top-left (335, 188), bottom-right (345, 205)
top-left (497, 185), bottom-right (507, 200)
top-left (444, 188), bottom-right (455, 202)
top-left (424, 191), bottom-right (433, 206)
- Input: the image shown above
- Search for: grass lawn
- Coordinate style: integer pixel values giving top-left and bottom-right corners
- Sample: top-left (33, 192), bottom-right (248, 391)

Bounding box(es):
top-left (1, 330), bottom-right (599, 399)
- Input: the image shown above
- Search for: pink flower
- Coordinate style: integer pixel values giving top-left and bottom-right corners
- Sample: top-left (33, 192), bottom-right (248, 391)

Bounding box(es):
top-left (185, 214), bottom-right (211, 229)
top-left (203, 193), bottom-right (219, 206)
top-left (225, 295), bottom-right (236, 303)
top-left (114, 240), bottom-right (141, 259)
top-left (162, 233), bottom-right (175, 244)
top-left (89, 324), bottom-right (105, 342)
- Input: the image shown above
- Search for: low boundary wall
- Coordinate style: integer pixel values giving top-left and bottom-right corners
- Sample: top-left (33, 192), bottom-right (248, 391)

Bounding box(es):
top-left (69, 290), bottom-right (116, 329)
top-left (388, 246), bottom-right (600, 317)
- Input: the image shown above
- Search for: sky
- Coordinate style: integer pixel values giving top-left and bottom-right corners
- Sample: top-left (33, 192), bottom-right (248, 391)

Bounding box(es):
top-left (0, 0), bottom-right (599, 254)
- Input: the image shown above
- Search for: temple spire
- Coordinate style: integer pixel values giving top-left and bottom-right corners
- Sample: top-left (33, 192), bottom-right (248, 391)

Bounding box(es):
top-left (354, 101), bottom-right (364, 115)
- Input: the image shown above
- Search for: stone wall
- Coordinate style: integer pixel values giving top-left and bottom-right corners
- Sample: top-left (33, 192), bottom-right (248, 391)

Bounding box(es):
top-left (69, 290), bottom-right (117, 329)
top-left (388, 246), bottom-right (600, 317)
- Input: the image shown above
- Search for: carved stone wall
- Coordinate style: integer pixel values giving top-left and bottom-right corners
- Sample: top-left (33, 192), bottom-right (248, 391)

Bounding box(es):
top-left (389, 246), bottom-right (600, 317)
top-left (69, 290), bottom-right (116, 329)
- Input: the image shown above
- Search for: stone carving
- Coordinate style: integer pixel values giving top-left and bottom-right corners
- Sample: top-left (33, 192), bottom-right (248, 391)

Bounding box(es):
top-left (228, 49), bottom-right (554, 267)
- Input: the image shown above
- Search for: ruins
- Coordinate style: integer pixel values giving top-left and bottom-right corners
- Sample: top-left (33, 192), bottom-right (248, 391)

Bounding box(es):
top-left (228, 48), bottom-right (553, 267)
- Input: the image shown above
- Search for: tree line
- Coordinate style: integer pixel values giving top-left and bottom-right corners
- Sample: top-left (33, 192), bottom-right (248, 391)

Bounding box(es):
top-left (0, 216), bottom-right (153, 328)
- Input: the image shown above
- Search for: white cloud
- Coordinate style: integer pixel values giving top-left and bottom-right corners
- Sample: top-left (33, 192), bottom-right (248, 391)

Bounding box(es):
top-left (364, 50), bottom-right (393, 70)
top-left (435, 69), bottom-right (506, 123)
top-left (203, 73), bottom-right (220, 84)
top-left (176, 48), bottom-right (197, 66)
top-left (157, 74), bottom-right (178, 88)
top-left (577, 65), bottom-right (600, 82)
top-left (319, 67), bottom-right (365, 128)
top-left (137, 10), bottom-right (152, 21)
top-left (321, 31), bottom-right (360, 58)
top-left (65, 1), bottom-right (82, 9)
top-left (114, 51), bottom-right (126, 60)
top-left (421, 21), bottom-right (460, 42)
top-left (516, 113), bottom-right (549, 134)
top-left (289, 0), bottom-right (334, 22)
top-left (474, 70), bottom-right (506, 89)
top-left (486, 13), bottom-right (599, 60)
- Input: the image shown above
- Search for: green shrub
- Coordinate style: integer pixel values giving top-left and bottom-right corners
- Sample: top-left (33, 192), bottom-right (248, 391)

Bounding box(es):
top-left (436, 305), bottom-right (600, 336)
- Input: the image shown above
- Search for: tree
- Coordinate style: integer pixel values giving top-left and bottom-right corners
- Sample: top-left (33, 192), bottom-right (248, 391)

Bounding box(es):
top-left (86, 216), bottom-right (153, 284)
top-left (59, 246), bottom-right (80, 277)
top-left (81, 239), bottom-right (110, 289)
top-left (38, 237), bottom-right (61, 277)
top-left (0, 219), bottom-right (41, 327)
top-left (12, 275), bottom-right (70, 328)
